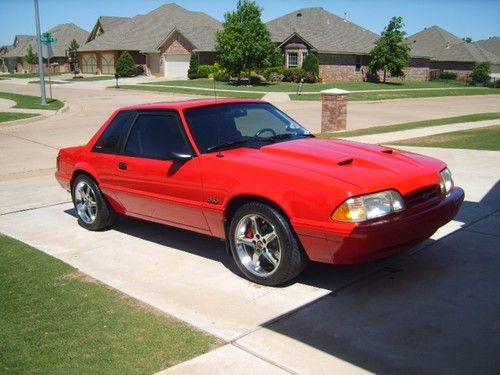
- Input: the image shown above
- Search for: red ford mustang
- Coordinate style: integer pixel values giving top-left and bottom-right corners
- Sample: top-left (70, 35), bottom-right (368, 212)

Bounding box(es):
top-left (56, 99), bottom-right (464, 285)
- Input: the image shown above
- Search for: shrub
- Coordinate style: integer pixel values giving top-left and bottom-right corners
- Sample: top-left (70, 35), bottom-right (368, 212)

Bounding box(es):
top-left (197, 65), bottom-right (214, 78)
top-left (302, 53), bottom-right (319, 77)
top-left (249, 75), bottom-right (262, 85)
top-left (439, 71), bottom-right (457, 80)
top-left (115, 51), bottom-right (137, 77)
top-left (268, 72), bottom-right (284, 82)
top-left (470, 62), bottom-right (491, 85)
top-left (263, 66), bottom-right (286, 80)
top-left (187, 52), bottom-right (199, 80)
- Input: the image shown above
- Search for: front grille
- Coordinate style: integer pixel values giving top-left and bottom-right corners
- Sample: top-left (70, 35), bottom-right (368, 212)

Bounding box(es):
top-left (405, 185), bottom-right (440, 208)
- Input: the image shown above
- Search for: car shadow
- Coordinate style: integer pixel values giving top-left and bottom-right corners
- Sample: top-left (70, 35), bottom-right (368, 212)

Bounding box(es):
top-left (250, 182), bottom-right (500, 373)
top-left (64, 208), bottom-right (239, 275)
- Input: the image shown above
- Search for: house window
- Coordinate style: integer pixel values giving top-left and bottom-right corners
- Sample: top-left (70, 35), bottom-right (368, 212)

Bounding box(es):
top-left (302, 52), bottom-right (308, 65)
top-left (355, 56), bottom-right (362, 71)
top-left (287, 52), bottom-right (298, 68)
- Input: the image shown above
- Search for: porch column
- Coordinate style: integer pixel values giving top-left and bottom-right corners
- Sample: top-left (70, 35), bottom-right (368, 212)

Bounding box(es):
top-left (320, 88), bottom-right (350, 132)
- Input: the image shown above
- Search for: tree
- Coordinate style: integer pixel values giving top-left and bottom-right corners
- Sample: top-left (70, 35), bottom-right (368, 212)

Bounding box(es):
top-left (462, 37), bottom-right (472, 43)
top-left (302, 53), bottom-right (319, 77)
top-left (369, 16), bottom-right (411, 82)
top-left (216, 0), bottom-right (277, 83)
top-left (25, 44), bottom-right (38, 72)
top-left (187, 52), bottom-right (199, 79)
top-left (115, 51), bottom-right (137, 77)
top-left (68, 39), bottom-right (79, 72)
top-left (470, 62), bottom-right (491, 85)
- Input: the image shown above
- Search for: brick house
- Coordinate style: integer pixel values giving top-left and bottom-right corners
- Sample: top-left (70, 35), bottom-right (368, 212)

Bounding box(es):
top-left (266, 8), bottom-right (431, 82)
top-left (78, 3), bottom-right (221, 78)
top-left (405, 26), bottom-right (500, 80)
top-left (2, 24), bottom-right (88, 73)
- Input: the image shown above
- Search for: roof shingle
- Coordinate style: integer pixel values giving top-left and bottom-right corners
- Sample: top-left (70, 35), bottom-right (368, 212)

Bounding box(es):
top-left (266, 7), bottom-right (379, 54)
top-left (405, 26), bottom-right (499, 63)
top-left (79, 3), bottom-right (221, 53)
top-left (3, 24), bottom-right (89, 58)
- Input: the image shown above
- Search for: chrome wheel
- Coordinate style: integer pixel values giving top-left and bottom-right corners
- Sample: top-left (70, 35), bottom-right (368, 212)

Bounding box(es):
top-left (74, 180), bottom-right (97, 224)
top-left (234, 214), bottom-right (281, 277)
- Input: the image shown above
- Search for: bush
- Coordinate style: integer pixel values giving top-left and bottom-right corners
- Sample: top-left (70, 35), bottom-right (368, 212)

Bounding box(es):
top-left (197, 65), bottom-right (215, 78)
top-left (263, 66), bottom-right (286, 80)
top-left (115, 51), bottom-right (137, 77)
top-left (439, 71), bottom-right (457, 80)
top-left (486, 79), bottom-right (500, 88)
top-left (187, 52), bottom-right (199, 80)
top-left (281, 68), bottom-right (318, 83)
top-left (470, 62), bottom-right (491, 85)
top-left (302, 53), bottom-right (319, 77)
top-left (268, 72), bottom-right (284, 82)
top-left (249, 75), bottom-right (262, 85)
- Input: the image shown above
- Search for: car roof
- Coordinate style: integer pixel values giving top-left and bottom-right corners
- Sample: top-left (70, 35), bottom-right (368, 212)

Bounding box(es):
top-left (118, 98), bottom-right (266, 112)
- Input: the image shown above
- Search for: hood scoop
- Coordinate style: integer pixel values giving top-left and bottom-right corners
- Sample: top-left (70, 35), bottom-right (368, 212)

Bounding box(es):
top-left (337, 158), bottom-right (353, 166)
top-left (381, 149), bottom-right (393, 154)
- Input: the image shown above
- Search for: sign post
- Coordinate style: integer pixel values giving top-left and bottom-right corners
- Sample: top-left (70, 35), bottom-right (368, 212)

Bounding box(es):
top-left (41, 33), bottom-right (58, 100)
top-left (34, 0), bottom-right (46, 105)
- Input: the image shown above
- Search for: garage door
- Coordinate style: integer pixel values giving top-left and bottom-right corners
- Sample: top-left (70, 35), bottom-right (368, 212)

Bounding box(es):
top-left (164, 54), bottom-right (189, 79)
top-left (101, 53), bottom-right (115, 75)
top-left (81, 54), bottom-right (97, 74)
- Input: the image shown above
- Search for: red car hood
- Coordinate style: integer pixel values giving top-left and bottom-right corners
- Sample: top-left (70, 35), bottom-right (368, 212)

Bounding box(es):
top-left (248, 138), bottom-right (446, 195)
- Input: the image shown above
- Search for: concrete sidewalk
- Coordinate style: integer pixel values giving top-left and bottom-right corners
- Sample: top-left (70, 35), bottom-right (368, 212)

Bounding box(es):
top-left (344, 118), bottom-right (500, 144)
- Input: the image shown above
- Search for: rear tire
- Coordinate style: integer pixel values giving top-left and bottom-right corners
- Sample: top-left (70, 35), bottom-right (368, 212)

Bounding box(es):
top-left (229, 202), bottom-right (308, 286)
top-left (71, 174), bottom-right (117, 231)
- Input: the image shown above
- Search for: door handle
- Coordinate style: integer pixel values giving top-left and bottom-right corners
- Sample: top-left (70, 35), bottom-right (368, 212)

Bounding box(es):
top-left (118, 162), bottom-right (127, 170)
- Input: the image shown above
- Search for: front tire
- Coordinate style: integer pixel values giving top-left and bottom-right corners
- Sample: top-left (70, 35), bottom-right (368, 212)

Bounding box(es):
top-left (229, 202), bottom-right (308, 286)
top-left (71, 174), bottom-right (117, 231)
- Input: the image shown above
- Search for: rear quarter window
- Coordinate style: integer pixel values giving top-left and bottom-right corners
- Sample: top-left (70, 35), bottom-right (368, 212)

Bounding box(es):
top-left (92, 111), bottom-right (135, 154)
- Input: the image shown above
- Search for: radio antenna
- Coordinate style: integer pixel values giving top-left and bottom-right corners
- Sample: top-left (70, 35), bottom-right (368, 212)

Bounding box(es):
top-left (213, 74), bottom-right (223, 157)
top-left (213, 75), bottom-right (217, 102)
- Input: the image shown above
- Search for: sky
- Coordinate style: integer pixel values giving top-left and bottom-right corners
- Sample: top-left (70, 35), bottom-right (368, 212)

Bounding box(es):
top-left (1, 0), bottom-right (499, 47)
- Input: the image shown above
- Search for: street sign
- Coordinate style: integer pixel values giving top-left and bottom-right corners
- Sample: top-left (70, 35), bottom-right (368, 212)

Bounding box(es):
top-left (41, 33), bottom-right (57, 45)
top-left (41, 44), bottom-right (54, 59)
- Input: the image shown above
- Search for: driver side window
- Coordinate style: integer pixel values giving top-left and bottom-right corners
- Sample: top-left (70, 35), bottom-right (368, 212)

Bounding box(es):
top-left (124, 112), bottom-right (192, 160)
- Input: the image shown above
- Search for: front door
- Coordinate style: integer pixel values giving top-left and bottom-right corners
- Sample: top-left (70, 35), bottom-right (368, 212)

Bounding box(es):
top-left (112, 111), bottom-right (209, 231)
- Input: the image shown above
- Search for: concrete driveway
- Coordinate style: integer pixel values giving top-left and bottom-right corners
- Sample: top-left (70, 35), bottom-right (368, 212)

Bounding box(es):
top-left (0, 81), bottom-right (499, 374)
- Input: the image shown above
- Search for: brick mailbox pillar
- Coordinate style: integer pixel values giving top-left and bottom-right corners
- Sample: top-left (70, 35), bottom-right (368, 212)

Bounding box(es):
top-left (320, 88), bottom-right (350, 132)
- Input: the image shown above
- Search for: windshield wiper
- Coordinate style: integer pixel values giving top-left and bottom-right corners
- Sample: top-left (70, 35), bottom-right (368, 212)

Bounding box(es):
top-left (206, 139), bottom-right (251, 153)
top-left (262, 133), bottom-right (315, 142)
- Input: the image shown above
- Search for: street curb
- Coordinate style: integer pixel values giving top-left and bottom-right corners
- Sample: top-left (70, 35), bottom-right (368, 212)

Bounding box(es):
top-left (56, 101), bottom-right (69, 114)
top-left (0, 114), bottom-right (45, 127)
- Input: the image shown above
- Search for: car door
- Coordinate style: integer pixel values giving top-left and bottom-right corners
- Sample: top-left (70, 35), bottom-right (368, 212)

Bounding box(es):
top-left (112, 111), bottom-right (209, 232)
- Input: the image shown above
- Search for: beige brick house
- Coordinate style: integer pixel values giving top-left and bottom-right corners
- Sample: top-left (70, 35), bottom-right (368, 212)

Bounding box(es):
top-left (405, 26), bottom-right (500, 80)
top-left (2, 24), bottom-right (88, 73)
top-left (78, 3), bottom-right (221, 78)
top-left (267, 8), bottom-right (431, 82)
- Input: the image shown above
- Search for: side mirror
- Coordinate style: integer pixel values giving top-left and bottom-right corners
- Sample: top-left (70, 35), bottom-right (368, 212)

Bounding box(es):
top-left (168, 152), bottom-right (193, 162)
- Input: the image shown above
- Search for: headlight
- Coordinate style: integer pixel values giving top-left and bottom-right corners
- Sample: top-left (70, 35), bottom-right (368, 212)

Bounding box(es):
top-left (439, 168), bottom-right (454, 196)
top-left (332, 190), bottom-right (405, 222)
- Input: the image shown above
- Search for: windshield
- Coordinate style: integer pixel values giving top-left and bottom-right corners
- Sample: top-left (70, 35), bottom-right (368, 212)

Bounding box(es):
top-left (183, 102), bottom-right (311, 153)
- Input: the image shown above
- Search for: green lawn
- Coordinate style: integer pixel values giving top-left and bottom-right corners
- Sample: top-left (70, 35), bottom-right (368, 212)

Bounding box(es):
top-left (6, 72), bottom-right (64, 79)
top-left (116, 84), bottom-right (265, 99)
top-left (145, 78), bottom-right (468, 93)
top-left (291, 87), bottom-right (500, 101)
top-left (0, 92), bottom-right (64, 110)
top-left (64, 76), bottom-right (115, 82)
top-left (0, 77), bottom-right (10, 80)
top-left (389, 125), bottom-right (500, 151)
top-left (0, 112), bottom-right (39, 123)
top-left (0, 235), bottom-right (220, 375)
top-left (29, 80), bottom-right (71, 85)
top-left (319, 113), bottom-right (500, 138)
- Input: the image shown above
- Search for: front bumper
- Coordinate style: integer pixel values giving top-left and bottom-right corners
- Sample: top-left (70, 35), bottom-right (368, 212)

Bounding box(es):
top-left (295, 187), bottom-right (465, 264)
